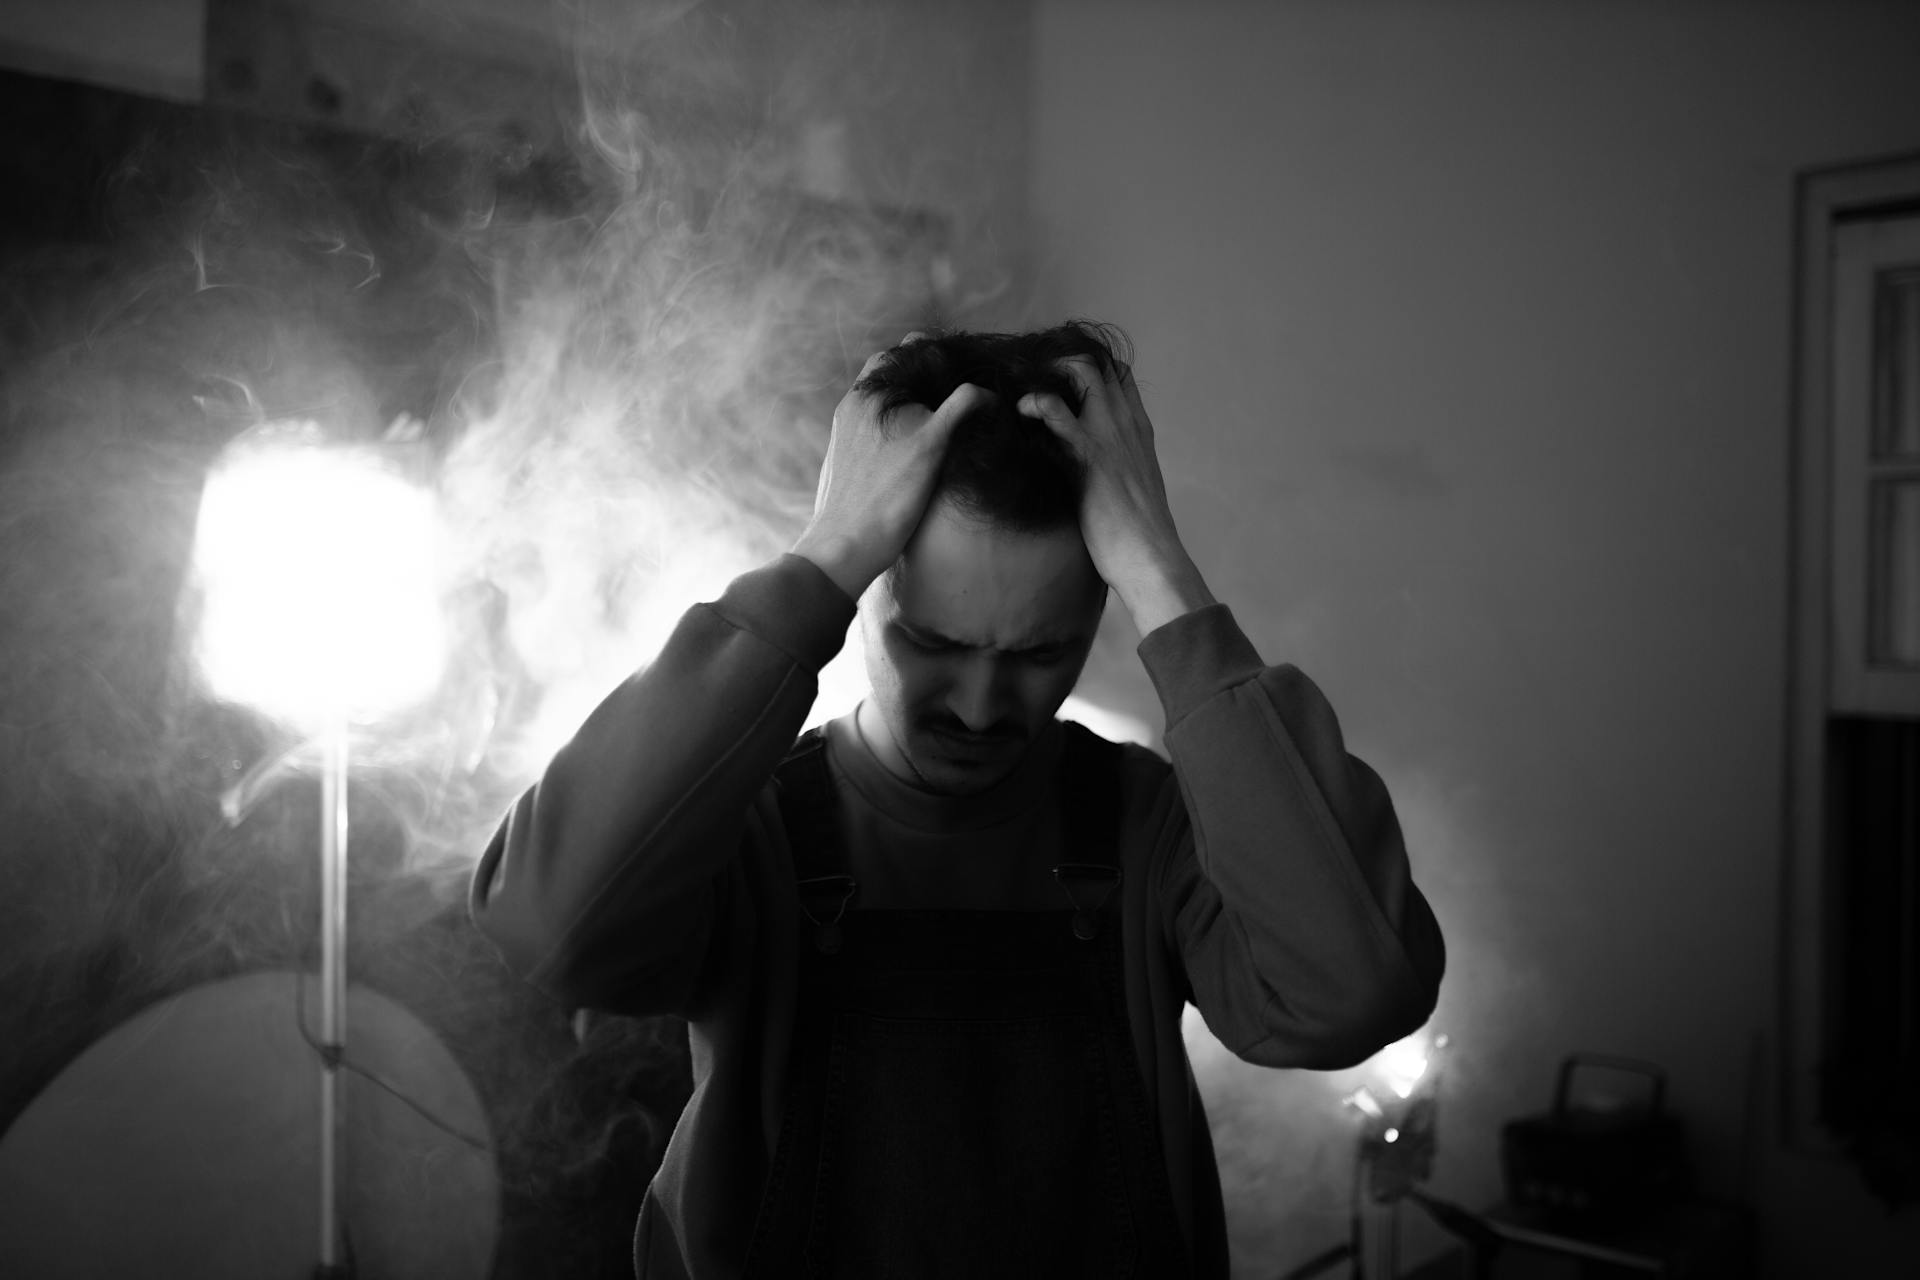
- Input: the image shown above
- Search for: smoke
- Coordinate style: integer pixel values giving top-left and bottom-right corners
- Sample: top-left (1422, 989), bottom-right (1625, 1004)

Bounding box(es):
top-left (0, 8), bottom-right (1497, 1274)
top-left (0, 1), bottom-right (1022, 1267)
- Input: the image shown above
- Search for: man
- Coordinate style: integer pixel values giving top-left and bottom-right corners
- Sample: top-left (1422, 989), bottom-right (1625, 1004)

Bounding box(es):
top-left (471, 322), bottom-right (1445, 1278)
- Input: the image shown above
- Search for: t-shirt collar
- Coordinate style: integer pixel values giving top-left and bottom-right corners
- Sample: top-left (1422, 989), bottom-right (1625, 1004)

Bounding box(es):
top-left (825, 705), bottom-right (1065, 833)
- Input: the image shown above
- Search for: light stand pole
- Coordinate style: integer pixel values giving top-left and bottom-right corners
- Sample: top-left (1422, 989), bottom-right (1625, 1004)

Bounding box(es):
top-left (318, 722), bottom-right (350, 1277)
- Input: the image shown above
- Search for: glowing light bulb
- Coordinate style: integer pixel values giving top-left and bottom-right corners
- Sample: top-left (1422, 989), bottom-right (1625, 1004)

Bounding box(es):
top-left (191, 431), bottom-right (445, 728)
top-left (1371, 1030), bottom-right (1434, 1100)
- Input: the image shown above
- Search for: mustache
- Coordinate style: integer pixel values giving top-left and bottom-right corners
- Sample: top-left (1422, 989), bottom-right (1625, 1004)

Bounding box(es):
top-left (917, 715), bottom-right (1026, 744)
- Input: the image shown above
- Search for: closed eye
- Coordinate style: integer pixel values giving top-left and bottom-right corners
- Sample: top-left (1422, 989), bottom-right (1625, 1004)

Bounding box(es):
top-left (898, 626), bottom-right (963, 653)
top-left (1020, 646), bottom-right (1072, 665)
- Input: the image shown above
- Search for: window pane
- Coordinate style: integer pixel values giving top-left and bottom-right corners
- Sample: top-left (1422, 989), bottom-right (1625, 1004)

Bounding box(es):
top-left (1876, 270), bottom-right (1920, 459)
top-left (1871, 478), bottom-right (1920, 665)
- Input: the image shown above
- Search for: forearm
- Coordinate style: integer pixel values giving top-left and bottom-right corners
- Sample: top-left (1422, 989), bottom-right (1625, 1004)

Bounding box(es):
top-left (1105, 537), bottom-right (1216, 637)
top-left (1146, 608), bottom-right (1444, 1065)
top-left (470, 554), bottom-right (855, 1004)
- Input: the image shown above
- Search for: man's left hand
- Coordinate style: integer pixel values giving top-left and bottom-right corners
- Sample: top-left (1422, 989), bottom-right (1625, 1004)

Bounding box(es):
top-left (1018, 358), bottom-right (1217, 636)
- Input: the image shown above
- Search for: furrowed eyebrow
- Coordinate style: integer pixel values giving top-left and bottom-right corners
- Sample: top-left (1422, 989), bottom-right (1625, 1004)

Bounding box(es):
top-left (895, 619), bottom-right (1074, 656)
top-left (896, 621), bottom-right (964, 648)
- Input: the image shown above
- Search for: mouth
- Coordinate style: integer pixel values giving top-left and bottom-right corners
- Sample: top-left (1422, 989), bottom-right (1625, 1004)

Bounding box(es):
top-left (920, 725), bottom-right (1024, 759)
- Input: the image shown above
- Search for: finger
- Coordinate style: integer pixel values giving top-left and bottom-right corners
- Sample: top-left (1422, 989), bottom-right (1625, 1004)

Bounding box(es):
top-left (901, 329), bottom-right (929, 345)
top-left (875, 397), bottom-right (931, 438)
top-left (1017, 390), bottom-right (1080, 441)
top-left (923, 382), bottom-right (992, 442)
top-left (1052, 354), bottom-right (1103, 399)
top-left (857, 348), bottom-right (892, 379)
top-left (1118, 365), bottom-right (1154, 435)
top-left (1053, 354), bottom-right (1130, 423)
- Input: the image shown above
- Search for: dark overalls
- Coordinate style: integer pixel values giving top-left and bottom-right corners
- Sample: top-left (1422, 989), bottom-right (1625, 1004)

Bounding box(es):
top-left (739, 724), bottom-right (1191, 1278)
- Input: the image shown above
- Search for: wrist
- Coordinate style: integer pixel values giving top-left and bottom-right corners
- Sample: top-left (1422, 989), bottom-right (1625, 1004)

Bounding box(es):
top-left (790, 525), bottom-right (879, 602)
top-left (1104, 539), bottom-right (1215, 637)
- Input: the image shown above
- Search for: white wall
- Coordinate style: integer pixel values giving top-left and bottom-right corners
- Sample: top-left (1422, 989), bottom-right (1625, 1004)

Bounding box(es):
top-left (1030, 1), bottom-right (1920, 1275)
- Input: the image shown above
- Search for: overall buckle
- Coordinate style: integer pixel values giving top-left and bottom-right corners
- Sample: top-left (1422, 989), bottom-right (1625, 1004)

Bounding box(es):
top-left (797, 874), bottom-right (859, 954)
top-left (1051, 863), bottom-right (1120, 941)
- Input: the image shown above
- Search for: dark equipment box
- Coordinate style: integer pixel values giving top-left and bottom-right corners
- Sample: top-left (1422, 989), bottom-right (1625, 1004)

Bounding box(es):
top-left (1501, 1054), bottom-right (1691, 1221)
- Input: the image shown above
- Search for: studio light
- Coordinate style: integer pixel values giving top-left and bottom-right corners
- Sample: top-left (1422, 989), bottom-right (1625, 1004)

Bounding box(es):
top-left (189, 421), bottom-right (449, 1278)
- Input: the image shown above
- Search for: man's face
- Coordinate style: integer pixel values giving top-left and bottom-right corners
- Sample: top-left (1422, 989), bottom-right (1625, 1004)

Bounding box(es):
top-left (860, 497), bottom-right (1106, 795)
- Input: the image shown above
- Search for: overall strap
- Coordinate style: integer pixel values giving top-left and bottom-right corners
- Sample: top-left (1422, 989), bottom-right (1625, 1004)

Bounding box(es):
top-left (774, 727), bottom-right (857, 953)
top-left (774, 727), bottom-right (840, 874)
top-left (1052, 722), bottom-right (1129, 940)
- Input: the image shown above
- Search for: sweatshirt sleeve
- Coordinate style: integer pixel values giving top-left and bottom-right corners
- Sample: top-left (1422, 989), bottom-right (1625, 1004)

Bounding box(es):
top-left (468, 553), bottom-right (856, 1014)
top-left (1141, 603), bottom-right (1445, 1069)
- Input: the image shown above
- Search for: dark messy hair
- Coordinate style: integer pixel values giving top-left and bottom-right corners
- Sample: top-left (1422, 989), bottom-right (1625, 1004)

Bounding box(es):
top-left (854, 320), bottom-right (1132, 532)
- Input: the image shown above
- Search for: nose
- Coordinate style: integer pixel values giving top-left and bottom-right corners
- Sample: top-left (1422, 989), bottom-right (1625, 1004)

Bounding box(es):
top-left (945, 652), bottom-right (1009, 733)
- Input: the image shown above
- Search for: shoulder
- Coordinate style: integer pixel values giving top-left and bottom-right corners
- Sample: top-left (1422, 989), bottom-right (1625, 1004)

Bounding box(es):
top-left (1059, 721), bottom-right (1182, 838)
top-left (1115, 737), bottom-right (1171, 781)
top-left (1059, 719), bottom-right (1172, 781)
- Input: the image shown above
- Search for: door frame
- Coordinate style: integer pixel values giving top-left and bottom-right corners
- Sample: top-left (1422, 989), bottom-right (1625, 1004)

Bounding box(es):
top-left (1783, 149), bottom-right (1920, 1152)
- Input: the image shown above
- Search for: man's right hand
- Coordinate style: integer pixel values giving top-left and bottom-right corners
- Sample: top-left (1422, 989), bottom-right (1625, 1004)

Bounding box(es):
top-left (790, 341), bottom-right (989, 601)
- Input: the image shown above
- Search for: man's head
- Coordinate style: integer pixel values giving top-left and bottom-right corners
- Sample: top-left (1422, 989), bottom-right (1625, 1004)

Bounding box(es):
top-left (852, 321), bottom-right (1127, 794)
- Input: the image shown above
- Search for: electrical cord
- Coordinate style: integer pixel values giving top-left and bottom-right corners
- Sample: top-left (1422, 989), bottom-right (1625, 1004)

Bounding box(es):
top-left (290, 970), bottom-right (493, 1153)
